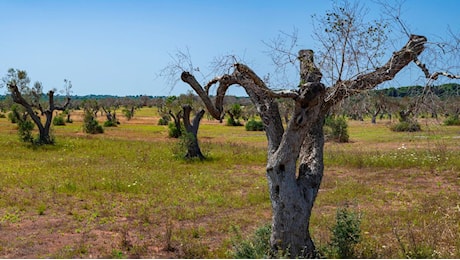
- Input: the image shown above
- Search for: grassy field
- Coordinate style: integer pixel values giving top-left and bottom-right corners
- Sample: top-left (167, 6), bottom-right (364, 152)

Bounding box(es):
top-left (0, 108), bottom-right (459, 258)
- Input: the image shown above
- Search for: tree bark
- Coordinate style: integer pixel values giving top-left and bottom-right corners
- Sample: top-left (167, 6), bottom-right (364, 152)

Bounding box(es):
top-left (182, 105), bottom-right (205, 160)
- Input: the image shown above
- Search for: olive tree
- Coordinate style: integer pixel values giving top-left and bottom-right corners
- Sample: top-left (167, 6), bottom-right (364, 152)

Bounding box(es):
top-left (2, 69), bottom-right (71, 144)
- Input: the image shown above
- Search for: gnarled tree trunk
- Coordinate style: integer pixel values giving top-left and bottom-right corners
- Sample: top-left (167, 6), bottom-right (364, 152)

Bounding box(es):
top-left (182, 105), bottom-right (206, 160)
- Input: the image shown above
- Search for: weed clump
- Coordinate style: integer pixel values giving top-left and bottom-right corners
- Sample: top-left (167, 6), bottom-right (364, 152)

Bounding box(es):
top-left (443, 115), bottom-right (460, 126)
top-left (390, 121), bottom-right (421, 132)
top-left (245, 119), bottom-right (264, 131)
top-left (319, 205), bottom-right (362, 258)
top-left (83, 110), bottom-right (104, 134)
top-left (53, 115), bottom-right (66, 126)
top-left (230, 224), bottom-right (272, 258)
top-left (324, 116), bottom-right (349, 142)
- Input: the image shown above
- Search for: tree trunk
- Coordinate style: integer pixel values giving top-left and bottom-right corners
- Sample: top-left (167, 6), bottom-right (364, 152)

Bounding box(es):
top-left (182, 105), bottom-right (205, 160)
top-left (267, 114), bottom-right (325, 257)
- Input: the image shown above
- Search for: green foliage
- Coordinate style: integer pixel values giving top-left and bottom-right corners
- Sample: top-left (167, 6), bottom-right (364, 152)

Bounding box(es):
top-left (390, 121), bottom-right (421, 132)
top-left (168, 122), bottom-right (182, 138)
top-left (226, 117), bottom-right (243, 126)
top-left (158, 115), bottom-right (170, 126)
top-left (18, 119), bottom-right (35, 143)
top-left (245, 119), bottom-right (264, 131)
top-left (325, 116), bottom-right (349, 142)
top-left (227, 104), bottom-right (243, 126)
top-left (320, 205), bottom-right (362, 258)
top-left (83, 111), bottom-right (104, 134)
top-left (53, 115), bottom-right (66, 126)
top-left (103, 120), bottom-right (118, 127)
top-left (230, 224), bottom-right (272, 259)
top-left (7, 111), bottom-right (18, 123)
top-left (122, 108), bottom-right (134, 120)
top-left (443, 115), bottom-right (460, 126)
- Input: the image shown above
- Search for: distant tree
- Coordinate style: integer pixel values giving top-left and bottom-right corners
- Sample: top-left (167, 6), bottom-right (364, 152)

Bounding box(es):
top-left (181, 104), bottom-right (206, 159)
top-left (2, 69), bottom-right (71, 144)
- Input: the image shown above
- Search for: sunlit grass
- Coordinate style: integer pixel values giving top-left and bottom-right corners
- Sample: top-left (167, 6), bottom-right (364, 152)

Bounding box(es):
top-left (0, 112), bottom-right (459, 258)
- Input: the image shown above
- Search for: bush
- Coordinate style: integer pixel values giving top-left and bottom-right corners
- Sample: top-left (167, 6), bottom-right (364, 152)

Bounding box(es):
top-left (18, 119), bottom-right (35, 143)
top-left (325, 116), bottom-right (349, 142)
top-left (8, 112), bottom-right (18, 124)
top-left (168, 122), bottom-right (182, 138)
top-left (443, 115), bottom-right (460, 126)
top-left (226, 117), bottom-right (243, 126)
top-left (245, 119), bottom-right (264, 131)
top-left (158, 116), bottom-right (170, 126)
top-left (319, 205), bottom-right (362, 258)
top-left (390, 121), bottom-right (421, 132)
top-left (230, 224), bottom-right (272, 258)
top-left (103, 120), bottom-right (118, 127)
top-left (53, 115), bottom-right (66, 126)
top-left (83, 111), bottom-right (104, 134)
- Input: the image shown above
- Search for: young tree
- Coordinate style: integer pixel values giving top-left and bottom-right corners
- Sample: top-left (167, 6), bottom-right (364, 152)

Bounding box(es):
top-left (2, 69), bottom-right (71, 144)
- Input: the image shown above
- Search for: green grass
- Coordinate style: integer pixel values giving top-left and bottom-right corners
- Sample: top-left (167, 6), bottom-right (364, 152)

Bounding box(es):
top-left (0, 112), bottom-right (459, 258)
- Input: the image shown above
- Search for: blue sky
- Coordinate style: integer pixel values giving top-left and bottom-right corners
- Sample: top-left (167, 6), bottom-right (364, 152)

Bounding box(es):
top-left (0, 0), bottom-right (458, 96)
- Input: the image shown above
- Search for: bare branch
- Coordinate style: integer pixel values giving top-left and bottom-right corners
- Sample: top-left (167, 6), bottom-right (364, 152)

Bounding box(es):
top-left (325, 34), bottom-right (427, 107)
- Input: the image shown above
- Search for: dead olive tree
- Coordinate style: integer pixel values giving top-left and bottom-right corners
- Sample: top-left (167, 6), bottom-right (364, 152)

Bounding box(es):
top-left (181, 35), bottom-right (429, 256)
top-left (2, 69), bottom-right (71, 144)
top-left (173, 2), bottom-right (459, 256)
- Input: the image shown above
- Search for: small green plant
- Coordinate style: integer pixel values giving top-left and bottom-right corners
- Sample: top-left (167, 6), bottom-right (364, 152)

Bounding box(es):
top-left (390, 121), bottom-right (421, 132)
top-left (443, 114), bottom-right (460, 126)
top-left (18, 119), bottom-right (35, 143)
top-left (245, 119), bottom-right (264, 131)
top-left (37, 204), bottom-right (47, 215)
top-left (83, 110), bottom-right (104, 134)
top-left (53, 115), bottom-right (66, 126)
top-left (158, 115), bottom-right (170, 125)
top-left (230, 224), bottom-right (273, 258)
top-left (321, 205), bottom-right (362, 258)
top-left (168, 122), bottom-right (182, 138)
top-left (324, 116), bottom-right (349, 142)
top-left (122, 108), bottom-right (134, 120)
top-left (103, 119), bottom-right (118, 127)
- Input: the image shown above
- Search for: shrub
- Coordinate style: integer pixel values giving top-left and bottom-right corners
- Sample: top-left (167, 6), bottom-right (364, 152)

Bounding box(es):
top-left (226, 117), bottom-right (243, 126)
top-left (443, 115), bottom-right (460, 126)
top-left (390, 121), bottom-right (421, 132)
top-left (230, 224), bottom-right (272, 258)
top-left (122, 108), bottom-right (134, 120)
top-left (245, 119), bottom-right (264, 131)
top-left (18, 119), bottom-right (35, 143)
top-left (325, 116), bottom-right (349, 142)
top-left (320, 205), bottom-right (362, 258)
top-left (103, 120), bottom-right (118, 127)
top-left (158, 116), bottom-right (170, 126)
top-left (53, 115), bottom-right (66, 126)
top-left (8, 112), bottom-right (18, 124)
top-left (83, 111), bottom-right (104, 134)
top-left (168, 122), bottom-right (182, 138)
